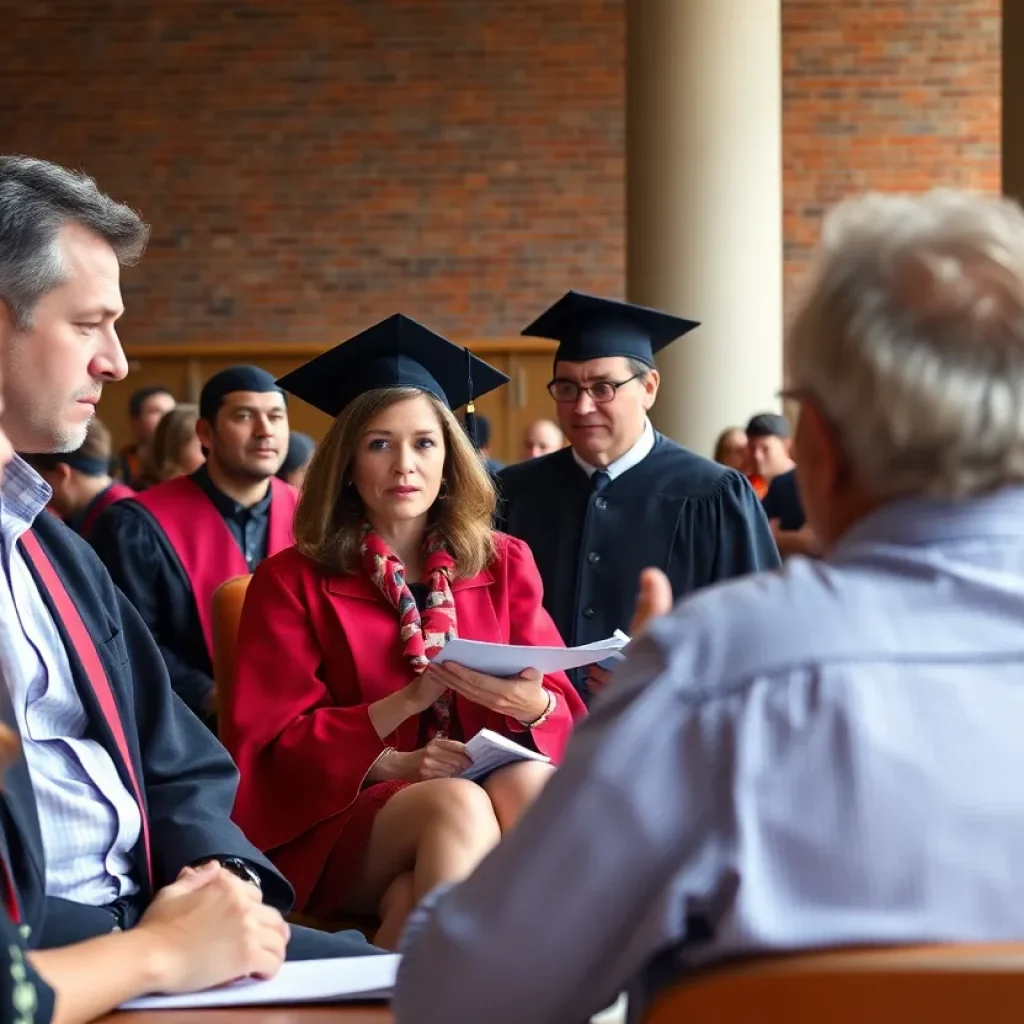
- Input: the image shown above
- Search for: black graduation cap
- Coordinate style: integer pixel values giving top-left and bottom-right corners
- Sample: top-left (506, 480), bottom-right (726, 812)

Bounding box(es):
top-left (522, 291), bottom-right (700, 367)
top-left (276, 314), bottom-right (510, 419)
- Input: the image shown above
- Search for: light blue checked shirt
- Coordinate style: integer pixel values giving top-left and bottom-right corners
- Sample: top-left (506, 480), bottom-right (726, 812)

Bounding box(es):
top-left (396, 486), bottom-right (1024, 1024)
top-left (0, 456), bottom-right (140, 904)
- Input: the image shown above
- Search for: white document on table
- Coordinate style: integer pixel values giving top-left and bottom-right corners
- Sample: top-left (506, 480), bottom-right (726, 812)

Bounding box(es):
top-left (432, 630), bottom-right (629, 677)
top-left (459, 728), bottom-right (550, 782)
top-left (120, 954), bottom-right (400, 1010)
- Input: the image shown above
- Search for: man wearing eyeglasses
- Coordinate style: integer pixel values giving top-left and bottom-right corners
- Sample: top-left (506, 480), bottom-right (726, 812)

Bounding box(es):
top-left (496, 291), bottom-right (779, 701)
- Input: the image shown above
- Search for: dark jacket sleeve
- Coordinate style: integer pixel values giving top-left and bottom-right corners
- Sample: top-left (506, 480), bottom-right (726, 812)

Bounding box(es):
top-left (91, 502), bottom-right (214, 717)
top-left (50, 519), bottom-right (295, 912)
top-left (0, 910), bottom-right (54, 1024)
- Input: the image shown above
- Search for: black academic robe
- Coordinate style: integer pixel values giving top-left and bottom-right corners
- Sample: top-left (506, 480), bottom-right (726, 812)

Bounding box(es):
top-left (497, 434), bottom-right (781, 693)
top-left (7, 511), bottom-right (374, 960)
top-left (90, 498), bottom-right (217, 720)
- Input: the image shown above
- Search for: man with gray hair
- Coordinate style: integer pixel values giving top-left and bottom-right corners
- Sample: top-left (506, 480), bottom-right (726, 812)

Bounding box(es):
top-left (0, 156), bottom-right (375, 973)
top-left (395, 190), bottom-right (1024, 1024)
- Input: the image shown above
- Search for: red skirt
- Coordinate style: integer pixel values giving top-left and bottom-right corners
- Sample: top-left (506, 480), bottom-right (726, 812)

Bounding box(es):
top-left (305, 779), bottom-right (414, 917)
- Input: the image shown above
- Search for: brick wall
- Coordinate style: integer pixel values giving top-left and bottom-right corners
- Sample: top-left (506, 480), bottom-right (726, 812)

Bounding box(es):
top-left (0, 0), bottom-right (1002, 340)
top-left (0, 0), bottom-right (624, 342)
top-left (783, 0), bottom-right (1001, 318)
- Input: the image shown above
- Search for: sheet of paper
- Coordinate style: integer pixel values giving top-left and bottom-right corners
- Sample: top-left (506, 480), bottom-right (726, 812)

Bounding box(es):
top-left (120, 954), bottom-right (400, 1010)
top-left (432, 632), bottom-right (628, 677)
top-left (459, 728), bottom-right (550, 782)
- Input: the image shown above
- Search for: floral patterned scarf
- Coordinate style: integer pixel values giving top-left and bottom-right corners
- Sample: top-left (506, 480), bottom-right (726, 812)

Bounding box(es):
top-left (360, 523), bottom-right (458, 736)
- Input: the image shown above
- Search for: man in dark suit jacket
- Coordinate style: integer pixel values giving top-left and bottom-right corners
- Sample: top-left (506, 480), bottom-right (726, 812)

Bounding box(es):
top-left (0, 155), bottom-right (374, 961)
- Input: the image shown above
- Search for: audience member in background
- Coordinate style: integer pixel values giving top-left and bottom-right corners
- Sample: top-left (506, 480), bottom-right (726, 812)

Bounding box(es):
top-left (745, 412), bottom-right (795, 498)
top-left (396, 189), bottom-right (1024, 1024)
top-left (467, 412), bottom-right (502, 474)
top-left (762, 465), bottom-right (817, 558)
top-left (712, 425), bottom-right (748, 472)
top-left (24, 418), bottom-right (135, 541)
top-left (222, 317), bottom-right (585, 950)
top-left (276, 430), bottom-right (315, 489)
top-left (497, 292), bottom-right (779, 701)
top-left (92, 367), bottom-right (295, 723)
top-left (0, 155), bottom-right (374, 969)
top-left (520, 418), bottom-right (564, 460)
top-left (134, 401), bottom-right (204, 487)
top-left (113, 384), bottom-right (175, 488)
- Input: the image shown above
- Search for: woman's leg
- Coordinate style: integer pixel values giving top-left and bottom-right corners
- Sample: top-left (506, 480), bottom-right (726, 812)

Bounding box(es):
top-left (482, 760), bottom-right (556, 833)
top-left (373, 872), bottom-right (416, 951)
top-left (343, 777), bottom-right (501, 919)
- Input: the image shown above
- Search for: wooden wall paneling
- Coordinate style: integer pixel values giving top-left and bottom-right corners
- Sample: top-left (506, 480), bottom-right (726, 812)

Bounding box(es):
top-left (98, 340), bottom-right (558, 466)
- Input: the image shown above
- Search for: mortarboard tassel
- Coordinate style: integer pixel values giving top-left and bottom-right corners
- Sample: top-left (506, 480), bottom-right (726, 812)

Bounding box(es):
top-left (463, 346), bottom-right (478, 448)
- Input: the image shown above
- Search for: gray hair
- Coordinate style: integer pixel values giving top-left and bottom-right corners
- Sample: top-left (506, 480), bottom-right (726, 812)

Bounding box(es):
top-left (0, 155), bottom-right (150, 327)
top-left (788, 190), bottom-right (1024, 499)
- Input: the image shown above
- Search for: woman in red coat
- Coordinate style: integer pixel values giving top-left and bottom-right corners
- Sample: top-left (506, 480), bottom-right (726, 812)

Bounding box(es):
top-left (222, 316), bottom-right (587, 948)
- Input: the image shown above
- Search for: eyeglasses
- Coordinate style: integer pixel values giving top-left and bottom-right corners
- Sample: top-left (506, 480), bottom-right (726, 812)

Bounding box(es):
top-left (547, 373), bottom-right (645, 404)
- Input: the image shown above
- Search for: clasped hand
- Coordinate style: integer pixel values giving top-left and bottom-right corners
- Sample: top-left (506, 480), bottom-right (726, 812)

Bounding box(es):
top-left (423, 661), bottom-right (549, 724)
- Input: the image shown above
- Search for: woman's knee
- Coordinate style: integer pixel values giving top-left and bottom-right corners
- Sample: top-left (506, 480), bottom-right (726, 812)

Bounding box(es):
top-left (483, 761), bottom-right (556, 827)
top-left (414, 777), bottom-right (501, 842)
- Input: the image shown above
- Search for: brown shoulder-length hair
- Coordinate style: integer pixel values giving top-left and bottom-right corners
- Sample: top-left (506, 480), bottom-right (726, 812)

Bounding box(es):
top-left (294, 387), bottom-right (496, 578)
top-left (150, 403), bottom-right (200, 482)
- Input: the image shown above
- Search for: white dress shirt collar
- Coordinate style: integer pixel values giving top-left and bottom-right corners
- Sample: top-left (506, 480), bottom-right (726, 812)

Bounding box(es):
top-left (572, 417), bottom-right (655, 482)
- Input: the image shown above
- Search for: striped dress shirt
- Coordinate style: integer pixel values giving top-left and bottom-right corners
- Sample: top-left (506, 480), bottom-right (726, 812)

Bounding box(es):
top-left (0, 456), bottom-right (140, 905)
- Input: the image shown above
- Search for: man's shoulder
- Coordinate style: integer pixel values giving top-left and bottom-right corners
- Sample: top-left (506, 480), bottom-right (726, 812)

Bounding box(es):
top-left (497, 448), bottom-right (576, 489)
top-left (30, 508), bottom-right (119, 602)
top-left (642, 557), bottom-right (888, 697)
top-left (644, 435), bottom-right (746, 497)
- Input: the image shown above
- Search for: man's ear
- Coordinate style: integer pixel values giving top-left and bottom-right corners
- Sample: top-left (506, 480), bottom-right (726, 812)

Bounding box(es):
top-left (195, 417), bottom-right (214, 451)
top-left (641, 368), bottom-right (660, 409)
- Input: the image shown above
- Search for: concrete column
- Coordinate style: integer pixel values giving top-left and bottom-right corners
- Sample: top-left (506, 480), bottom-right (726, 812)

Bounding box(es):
top-left (627, 0), bottom-right (784, 457)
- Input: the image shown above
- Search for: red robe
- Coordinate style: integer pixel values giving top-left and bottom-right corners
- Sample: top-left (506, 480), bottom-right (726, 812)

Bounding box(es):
top-left (78, 481), bottom-right (136, 540)
top-left (223, 532), bottom-right (586, 909)
top-left (136, 475), bottom-right (298, 662)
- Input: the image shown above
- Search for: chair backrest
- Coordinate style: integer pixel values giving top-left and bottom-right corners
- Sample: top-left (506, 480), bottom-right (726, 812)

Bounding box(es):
top-left (211, 574), bottom-right (252, 715)
top-left (645, 944), bottom-right (1024, 1023)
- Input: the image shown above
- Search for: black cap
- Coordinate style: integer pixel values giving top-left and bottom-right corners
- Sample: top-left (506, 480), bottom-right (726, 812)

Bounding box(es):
top-left (199, 366), bottom-right (284, 423)
top-left (746, 412), bottom-right (790, 439)
top-left (276, 314), bottom-right (510, 418)
top-left (277, 431), bottom-right (316, 477)
top-left (522, 291), bottom-right (700, 367)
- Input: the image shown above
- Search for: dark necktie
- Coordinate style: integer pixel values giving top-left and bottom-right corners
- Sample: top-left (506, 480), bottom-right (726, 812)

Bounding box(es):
top-left (591, 469), bottom-right (611, 492)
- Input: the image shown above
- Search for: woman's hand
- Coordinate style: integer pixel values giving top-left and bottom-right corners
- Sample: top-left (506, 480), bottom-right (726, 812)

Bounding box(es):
top-left (383, 739), bottom-right (472, 782)
top-left (427, 663), bottom-right (549, 724)
top-left (402, 669), bottom-right (451, 715)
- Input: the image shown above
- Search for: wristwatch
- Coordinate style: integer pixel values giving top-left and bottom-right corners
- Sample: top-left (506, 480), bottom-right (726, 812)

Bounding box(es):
top-left (211, 856), bottom-right (262, 890)
top-left (521, 688), bottom-right (557, 728)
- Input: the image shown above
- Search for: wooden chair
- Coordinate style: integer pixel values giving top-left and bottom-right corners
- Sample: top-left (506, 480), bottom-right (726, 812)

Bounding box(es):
top-left (645, 943), bottom-right (1024, 1023)
top-left (211, 573), bottom-right (253, 715)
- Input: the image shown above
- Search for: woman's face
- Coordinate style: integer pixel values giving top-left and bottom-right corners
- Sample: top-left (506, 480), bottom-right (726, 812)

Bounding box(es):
top-left (352, 394), bottom-right (446, 530)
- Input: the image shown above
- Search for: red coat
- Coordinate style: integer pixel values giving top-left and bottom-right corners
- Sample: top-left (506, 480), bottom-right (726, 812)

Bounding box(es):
top-left (223, 532), bottom-right (586, 908)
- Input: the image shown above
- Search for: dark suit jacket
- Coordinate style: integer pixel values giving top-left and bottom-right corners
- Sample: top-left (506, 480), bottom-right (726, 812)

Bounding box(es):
top-left (6, 509), bottom-right (293, 949)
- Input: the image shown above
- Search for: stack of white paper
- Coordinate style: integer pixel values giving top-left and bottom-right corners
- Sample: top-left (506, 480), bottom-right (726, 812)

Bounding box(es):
top-left (432, 630), bottom-right (630, 677)
top-left (120, 954), bottom-right (400, 1010)
top-left (460, 728), bottom-right (550, 781)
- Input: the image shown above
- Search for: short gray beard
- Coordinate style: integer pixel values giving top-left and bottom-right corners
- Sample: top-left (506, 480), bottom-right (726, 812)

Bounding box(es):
top-left (50, 420), bottom-right (89, 454)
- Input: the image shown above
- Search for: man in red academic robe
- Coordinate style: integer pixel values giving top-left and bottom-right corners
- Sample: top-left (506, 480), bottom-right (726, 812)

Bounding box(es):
top-left (91, 365), bottom-right (297, 723)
